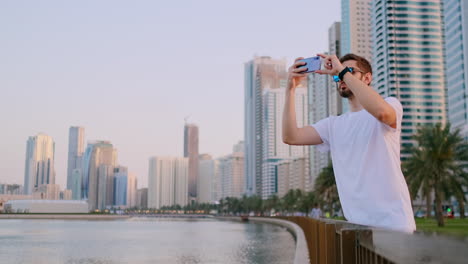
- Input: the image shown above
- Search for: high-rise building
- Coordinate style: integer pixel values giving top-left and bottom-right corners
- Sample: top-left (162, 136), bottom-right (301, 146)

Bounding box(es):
top-left (341, 0), bottom-right (372, 113)
top-left (262, 88), bottom-right (308, 199)
top-left (443, 0), bottom-right (468, 139)
top-left (341, 0), bottom-right (372, 60)
top-left (113, 167), bottom-right (128, 206)
top-left (244, 56), bottom-right (288, 196)
top-left (136, 188), bottom-right (148, 209)
top-left (198, 154), bottom-right (215, 204)
top-left (71, 169), bottom-right (81, 200)
top-left (232, 141), bottom-right (244, 153)
top-left (277, 157), bottom-right (308, 198)
top-left (82, 141), bottom-right (117, 210)
top-left (372, 0), bottom-right (447, 157)
top-left (308, 69), bottom-right (332, 190)
top-left (184, 123), bottom-right (199, 201)
top-left (97, 164), bottom-right (113, 210)
top-left (328, 22), bottom-right (343, 117)
top-left (24, 133), bottom-right (55, 195)
top-left (218, 152), bottom-right (244, 199)
top-left (148, 157), bottom-right (188, 209)
top-left (67, 127), bottom-right (85, 194)
top-left (127, 173), bottom-right (137, 207)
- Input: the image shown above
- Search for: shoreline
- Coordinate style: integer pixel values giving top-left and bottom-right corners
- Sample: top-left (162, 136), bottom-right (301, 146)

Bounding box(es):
top-left (0, 214), bottom-right (131, 220)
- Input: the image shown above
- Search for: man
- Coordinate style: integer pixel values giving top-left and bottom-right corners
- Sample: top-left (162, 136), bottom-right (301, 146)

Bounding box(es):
top-left (310, 203), bottom-right (322, 219)
top-left (282, 53), bottom-right (416, 233)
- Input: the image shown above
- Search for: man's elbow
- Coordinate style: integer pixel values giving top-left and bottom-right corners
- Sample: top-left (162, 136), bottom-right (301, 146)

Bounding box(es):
top-left (378, 110), bottom-right (396, 127)
top-left (282, 134), bottom-right (294, 145)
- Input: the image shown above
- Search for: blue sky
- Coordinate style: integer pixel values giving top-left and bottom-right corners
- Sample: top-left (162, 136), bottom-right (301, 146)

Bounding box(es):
top-left (0, 0), bottom-right (340, 188)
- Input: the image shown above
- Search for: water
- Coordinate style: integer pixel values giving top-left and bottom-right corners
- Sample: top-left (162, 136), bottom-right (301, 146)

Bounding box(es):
top-left (0, 218), bottom-right (296, 264)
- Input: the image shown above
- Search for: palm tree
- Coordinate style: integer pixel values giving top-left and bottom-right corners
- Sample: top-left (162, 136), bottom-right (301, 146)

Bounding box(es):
top-left (264, 194), bottom-right (281, 215)
top-left (282, 189), bottom-right (299, 214)
top-left (404, 123), bottom-right (468, 226)
top-left (314, 162), bottom-right (340, 217)
top-left (299, 191), bottom-right (316, 216)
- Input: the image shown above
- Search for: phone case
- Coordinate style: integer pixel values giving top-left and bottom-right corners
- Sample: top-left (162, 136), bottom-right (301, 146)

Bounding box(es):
top-left (297, 56), bottom-right (321, 73)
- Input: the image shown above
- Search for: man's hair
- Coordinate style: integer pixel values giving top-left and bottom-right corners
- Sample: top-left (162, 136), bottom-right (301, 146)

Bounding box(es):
top-left (339, 53), bottom-right (372, 74)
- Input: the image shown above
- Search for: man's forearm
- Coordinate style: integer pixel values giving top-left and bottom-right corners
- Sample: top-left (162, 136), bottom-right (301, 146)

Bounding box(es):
top-left (282, 88), bottom-right (298, 144)
top-left (343, 73), bottom-right (394, 122)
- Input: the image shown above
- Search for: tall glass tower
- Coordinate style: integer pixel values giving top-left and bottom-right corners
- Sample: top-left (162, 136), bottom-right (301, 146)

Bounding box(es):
top-left (244, 56), bottom-right (287, 196)
top-left (341, 0), bottom-right (373, 113)
top-left (371, 0), bottom-right (447, 157)
top-left (443, 0), bottom-right (468, 139)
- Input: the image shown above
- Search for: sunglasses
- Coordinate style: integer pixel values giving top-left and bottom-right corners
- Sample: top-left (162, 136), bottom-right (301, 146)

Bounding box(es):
top-left (333, 67), bottom-right (366, 82)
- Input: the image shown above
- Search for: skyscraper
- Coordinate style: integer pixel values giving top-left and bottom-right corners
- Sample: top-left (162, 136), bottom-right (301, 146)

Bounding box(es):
top-left (262, 87), bottom-right (308, 199)
top-left (341, 0), bottom-right (372, 113)
top-left (148, 157), bottom-right (188, 209)
top-left (67, 127), bottom-right (85, 194)
top-left (443, 0), bottom-right (468, 139)
top-left (328, 22), bottom-right (343, 117)
top-left (308, 69), bottom-right (332, 190)
top-left (341, 0), bottom-right (372, 60)
top-left (218, 152), bottom-right (244, 199)
top-left (127, 173), bottom-right (137, 207)
top-left (184, 123), bottom-right (199, 201)
top-left (244, 56), bottom-right (288, 196)
top-left (113, 166), bottom-right (128, 206)
top-left (82, 141), bottom-right (117, 210)
top-left (371, 0), bottom-right (447, 157)
top-left (24, 133), bottom-right (55, 195)
top-left (198, 154), bottom-right (216, 204)
top-left (136, 188), bottom-right (148, 209)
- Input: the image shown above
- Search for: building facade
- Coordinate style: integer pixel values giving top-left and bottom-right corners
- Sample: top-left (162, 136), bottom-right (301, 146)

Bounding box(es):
top-left (82, 141), bottom-right (117, 210)
top-left (24, 133), bottom-right (55, 195)
top-left (198, 154), bottom-right (217, 204)
top-left (148, 157), bottom-right (188, 209)
top-left (244, 56), bottom-right (288, 196)
top-left (218, 152), bottom-right (245, 199)
top-left (67, 126), bottom-right (85, 194)
top-left (262, 87), bottom-right (308, 199)
top-left (341, 0), bottom-right (372, 113)
top-left (184, 123), bottom-right (199, 201)
top-left (371, 0), bottom-right (447, 158)
top-left (308, 69), bottom-right (332, 191)
top-left (443, 0), bottom-right (468, 139)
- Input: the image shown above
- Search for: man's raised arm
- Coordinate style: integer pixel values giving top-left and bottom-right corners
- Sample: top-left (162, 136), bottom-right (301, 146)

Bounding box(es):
top-left (282, 57), bottom-right (323, 146)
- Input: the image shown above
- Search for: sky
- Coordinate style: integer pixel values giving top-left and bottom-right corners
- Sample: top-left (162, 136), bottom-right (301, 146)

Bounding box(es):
top-left (0, 0), bottom-right (341, 188)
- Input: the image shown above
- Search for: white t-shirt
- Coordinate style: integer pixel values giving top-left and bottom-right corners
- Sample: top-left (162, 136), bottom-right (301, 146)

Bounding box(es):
top-left (311, 97), bottom-right (416, 233)
top-left (310, 208), bottom-right (322, 219)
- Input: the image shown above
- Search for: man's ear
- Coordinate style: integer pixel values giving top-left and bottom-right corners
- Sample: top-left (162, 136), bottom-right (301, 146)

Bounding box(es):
top-left (365, 73), bottom-right (372, 86)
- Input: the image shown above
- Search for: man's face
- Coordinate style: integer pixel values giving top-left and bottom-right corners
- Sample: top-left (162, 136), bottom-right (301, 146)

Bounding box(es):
top-left (337, 60), bottom-right (368, 98)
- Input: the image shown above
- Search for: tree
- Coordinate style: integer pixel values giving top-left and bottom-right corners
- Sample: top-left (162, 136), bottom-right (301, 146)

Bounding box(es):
top-left (404, 123), bottom-right (468, 226)
top-left (298, 191), bottom-right (316, 216)
top-left (282, 189), bottom-right (299, 214)
top-left (314, 162), bottom-right (340, 217)
top-left (264, 194), bottom-right (281, 215)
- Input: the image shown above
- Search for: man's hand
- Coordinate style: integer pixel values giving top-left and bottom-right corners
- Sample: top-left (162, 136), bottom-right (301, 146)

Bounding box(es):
top-left (287, 57), bottom-right (308, 90)
top-left (315, 54), bottom-right (345, 76)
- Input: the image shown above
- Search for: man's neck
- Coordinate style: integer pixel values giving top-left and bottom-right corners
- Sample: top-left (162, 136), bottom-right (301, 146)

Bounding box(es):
top-left (348, 96), bottom-right (364, 112)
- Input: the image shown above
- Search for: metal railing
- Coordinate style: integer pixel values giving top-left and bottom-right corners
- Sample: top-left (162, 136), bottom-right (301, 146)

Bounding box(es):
top-left (277, 216), bottom-right (468, 264)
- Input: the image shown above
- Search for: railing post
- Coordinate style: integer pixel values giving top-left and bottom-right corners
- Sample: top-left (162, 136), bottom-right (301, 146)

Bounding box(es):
top-left (325, 223), bottom-right (336, 264)
top-left (340, 229), bottom-right (356, 264)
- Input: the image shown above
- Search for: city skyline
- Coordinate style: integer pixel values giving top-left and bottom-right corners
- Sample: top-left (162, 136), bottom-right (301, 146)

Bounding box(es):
top-left (0, 0), bottom-right (340, 188)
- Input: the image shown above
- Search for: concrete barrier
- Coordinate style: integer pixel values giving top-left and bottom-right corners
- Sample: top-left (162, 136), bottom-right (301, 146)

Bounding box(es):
top-left (217, 216), bottom-right (310, 264)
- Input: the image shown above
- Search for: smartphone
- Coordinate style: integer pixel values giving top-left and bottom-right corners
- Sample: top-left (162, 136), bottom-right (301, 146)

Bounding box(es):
top-left (296, 56), bottom-right (321, 73)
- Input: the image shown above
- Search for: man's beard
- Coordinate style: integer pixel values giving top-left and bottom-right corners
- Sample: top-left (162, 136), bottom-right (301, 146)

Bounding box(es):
top-left (338, 77), bottom-right (366, 98)
top-left (338, 88), bottom-right (353, 98)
